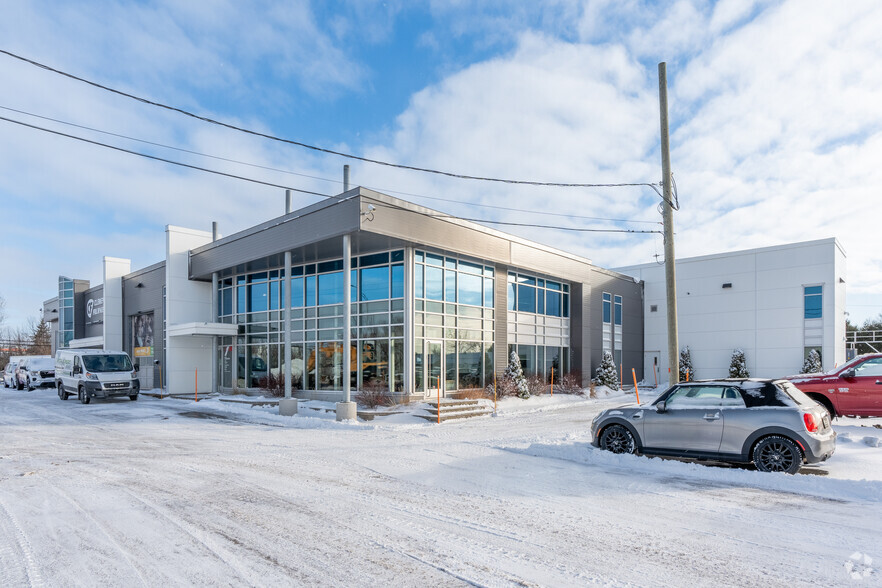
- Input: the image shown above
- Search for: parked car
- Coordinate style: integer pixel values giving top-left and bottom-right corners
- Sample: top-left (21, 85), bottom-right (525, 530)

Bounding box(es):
top-left (3, 356), bottom-right (25, 388)
top-left (591, 379), bottom-right (835, 474)
top-left (56, 349), bottom-right (140, 404)
top-left (20, 356), bottom-right (55, 390)
top-left (787, 353), bottom-right (882, 418)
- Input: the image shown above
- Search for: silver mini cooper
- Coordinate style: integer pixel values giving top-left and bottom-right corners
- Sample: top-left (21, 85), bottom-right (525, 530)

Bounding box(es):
top-left (591, 379), bottom-right (836, 474)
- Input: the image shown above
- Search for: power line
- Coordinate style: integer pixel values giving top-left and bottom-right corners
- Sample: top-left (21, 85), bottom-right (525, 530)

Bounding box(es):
top-left (0, 103), bottom-right (661, 227)
top-left (0, 113), bottom-right (660, 235)
top-left (0, 115), bottom-right (333, 198)
top-left (0, 48), bottom-right (665, 193)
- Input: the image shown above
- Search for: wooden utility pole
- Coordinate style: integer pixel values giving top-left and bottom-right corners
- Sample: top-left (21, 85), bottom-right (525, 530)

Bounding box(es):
top-left (658, 62), bottom-right (679, 384)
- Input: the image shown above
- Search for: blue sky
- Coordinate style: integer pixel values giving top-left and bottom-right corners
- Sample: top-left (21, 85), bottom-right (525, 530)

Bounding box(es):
top-left (2, 0), bottom-right (882, 331)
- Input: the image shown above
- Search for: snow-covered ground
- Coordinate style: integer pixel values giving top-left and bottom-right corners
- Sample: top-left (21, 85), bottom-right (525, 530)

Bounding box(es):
top-left (1, 386), bottom-right (880, 586)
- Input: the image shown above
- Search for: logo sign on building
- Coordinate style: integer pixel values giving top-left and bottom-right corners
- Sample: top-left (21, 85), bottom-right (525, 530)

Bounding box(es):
top-left (133, 313), bottom-right (154, 357)
top-left (85, 297), bottom-right (104, 325)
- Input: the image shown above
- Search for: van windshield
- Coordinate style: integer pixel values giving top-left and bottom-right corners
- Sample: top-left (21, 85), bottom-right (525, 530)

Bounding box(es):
top-left (83, 354), bottom-right (133, 373)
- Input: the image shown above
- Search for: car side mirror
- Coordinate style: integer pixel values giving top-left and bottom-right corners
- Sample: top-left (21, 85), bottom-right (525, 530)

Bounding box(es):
top-left (656, 401), bottom-right (667, 414)
top-left (841, 369), bottom-right (855, 379)
top-left (73, 366), bottom-right (81, 375)
top-left (134, 364), bottom-right (140, 372)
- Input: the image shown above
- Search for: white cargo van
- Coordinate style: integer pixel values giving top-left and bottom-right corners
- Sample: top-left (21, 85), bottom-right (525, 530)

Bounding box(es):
top-left (55, 349), bottom-right (140, 404)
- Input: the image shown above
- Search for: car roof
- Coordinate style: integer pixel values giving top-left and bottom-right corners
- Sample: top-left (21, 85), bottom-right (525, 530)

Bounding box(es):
top-left (678, 378), bottom-right (786, 386)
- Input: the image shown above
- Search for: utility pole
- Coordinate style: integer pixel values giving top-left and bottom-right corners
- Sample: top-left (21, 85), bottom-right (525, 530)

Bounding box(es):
top-left (658, 62), bottom-right (679, 384)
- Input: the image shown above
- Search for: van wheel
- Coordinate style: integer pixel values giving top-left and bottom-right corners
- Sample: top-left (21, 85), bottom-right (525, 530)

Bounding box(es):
top-left (129, 394), bottom-right (138, 401)
top-left (79, 386), bottom-right (90, 405)
top-left (58, 383), bottom-right (67, 400)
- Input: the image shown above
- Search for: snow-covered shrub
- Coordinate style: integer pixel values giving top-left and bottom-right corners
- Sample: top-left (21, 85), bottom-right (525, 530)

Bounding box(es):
top-left (525, 373), bottom-right (546, 396)
top-left (258, 372), bottom-right (284, 397)
top-left (593, 351), bottom-right (619, 390)
top-left (802, 349), bottom-right (822, 374)
top-left (491, 351), bottom-right (530, 399)
top-left (728, 348), bottom-right (750, 378)
top-left (556, 371), bottom-right (585, 395)
top-left (679, 346), bottom-right (694, 382)
top-left (355, 378), bottom-right (394, 408)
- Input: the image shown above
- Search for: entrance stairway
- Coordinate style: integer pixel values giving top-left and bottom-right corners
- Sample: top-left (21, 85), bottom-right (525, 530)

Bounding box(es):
top-left (418, 398), bottom-right (494, 422)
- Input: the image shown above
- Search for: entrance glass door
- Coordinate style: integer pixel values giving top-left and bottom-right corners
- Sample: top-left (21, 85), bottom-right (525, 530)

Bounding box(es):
top-left (427, 341), bottom-right (443, 398)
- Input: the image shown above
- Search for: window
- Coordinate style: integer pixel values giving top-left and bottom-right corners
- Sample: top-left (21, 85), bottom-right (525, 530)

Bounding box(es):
top-left (804, 285), bottom-right (822, 319)
top-left (602, 293), bottom-right (611, 323)
top-left (614, 295), bottom-right (622, 326)
top-left (665, 385), bottom-right (725, 407)
top-left (855, 357), bottom-right (882, 377)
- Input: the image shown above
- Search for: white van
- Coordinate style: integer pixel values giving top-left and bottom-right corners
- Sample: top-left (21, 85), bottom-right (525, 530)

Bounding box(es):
top-left (55, 349), bottom-right (140, 404)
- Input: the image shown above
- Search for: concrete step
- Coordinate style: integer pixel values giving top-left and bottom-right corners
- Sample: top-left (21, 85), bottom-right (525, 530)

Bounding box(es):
top-left (426, 398), bottom-right (483, 409)
top-left (417, 407), bottom-right (494, 422)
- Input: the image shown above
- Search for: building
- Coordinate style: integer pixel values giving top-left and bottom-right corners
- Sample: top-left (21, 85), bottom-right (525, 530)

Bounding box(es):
top-left (43, 187), bottom-right (644, 400)
top-left (617, 238), bottom-right (846, 383)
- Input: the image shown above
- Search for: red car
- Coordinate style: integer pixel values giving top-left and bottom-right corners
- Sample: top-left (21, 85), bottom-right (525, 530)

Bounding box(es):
top-left (788, 353), bottom-right (882, 418)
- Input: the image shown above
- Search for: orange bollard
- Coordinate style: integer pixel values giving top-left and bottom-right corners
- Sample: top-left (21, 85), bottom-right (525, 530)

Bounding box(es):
top-left (686, 368), bottom-right (690, 382)
top-left (632, 368), bottom-right (641, 404)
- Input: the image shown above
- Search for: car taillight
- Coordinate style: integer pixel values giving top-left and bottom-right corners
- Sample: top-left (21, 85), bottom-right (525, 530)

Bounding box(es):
top-left (803, 413), bottom-right (818, 433)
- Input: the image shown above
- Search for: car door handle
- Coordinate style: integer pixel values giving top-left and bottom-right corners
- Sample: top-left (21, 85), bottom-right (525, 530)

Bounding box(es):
top-left (703, 413), bottom-right (721, 420)
top-left (876, 381), bottom-right (882, 385)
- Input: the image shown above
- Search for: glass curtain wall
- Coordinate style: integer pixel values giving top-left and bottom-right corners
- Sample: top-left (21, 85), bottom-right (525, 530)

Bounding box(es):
top-left (507, 271), bottom-right (570, 380)
top-left (58, 277), bottom-right (74, 348)
top-left (413, 251), bottom-right (496, 393)
top-left (216, 250), bottom-right (405, 394)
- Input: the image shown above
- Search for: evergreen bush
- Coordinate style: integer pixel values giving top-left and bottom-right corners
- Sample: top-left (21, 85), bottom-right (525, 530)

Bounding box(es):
top-left (728, 348), bottom-right (750, 378)
top-left (593, 351), bottom-right (619, 390)
top-left (802, 349), bottom-right (822, 374)
top-left (679, 346), bottom-right (694, 382)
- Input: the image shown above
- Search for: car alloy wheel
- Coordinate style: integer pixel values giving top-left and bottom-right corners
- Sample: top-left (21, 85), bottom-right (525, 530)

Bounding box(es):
top-left (600, 424), bottom-right (637, 454)
top-left (753, 436), bottom-right (801, 474)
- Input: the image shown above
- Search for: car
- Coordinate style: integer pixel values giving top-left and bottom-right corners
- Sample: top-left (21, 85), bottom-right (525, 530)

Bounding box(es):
top-left (591, 379), bottom-right (835, 474)
top-left (20, 356), bottom-right (55, 390)
top-left (3, 356), bottom-right (25, 388)
top-left (787, 353), bottom-right (882, 418)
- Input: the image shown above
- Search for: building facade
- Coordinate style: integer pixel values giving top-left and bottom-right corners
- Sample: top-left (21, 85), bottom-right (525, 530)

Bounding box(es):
top-left (44, 188), bottom-right (644, 399)
top-left (617, 238), bottom-right (846, 382)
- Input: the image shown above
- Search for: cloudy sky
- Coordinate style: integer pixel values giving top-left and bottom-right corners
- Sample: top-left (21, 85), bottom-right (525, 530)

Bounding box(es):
top-left (2, 0), bottom-right (881, 331)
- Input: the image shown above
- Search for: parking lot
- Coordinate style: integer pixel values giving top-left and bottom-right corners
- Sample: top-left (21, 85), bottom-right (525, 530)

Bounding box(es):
top-left (1, 386), bottom-right (880, 586)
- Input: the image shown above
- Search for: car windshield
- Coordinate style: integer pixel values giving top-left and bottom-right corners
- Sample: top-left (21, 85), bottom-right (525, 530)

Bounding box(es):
top-left (82, 354), bottom-right (133, 372)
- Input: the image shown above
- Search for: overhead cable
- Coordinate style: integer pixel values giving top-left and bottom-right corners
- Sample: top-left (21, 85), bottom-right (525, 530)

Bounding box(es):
top-left (0, 48), bottom-right (664, 193)
top-left (0, 103), bottom-right (662, 226)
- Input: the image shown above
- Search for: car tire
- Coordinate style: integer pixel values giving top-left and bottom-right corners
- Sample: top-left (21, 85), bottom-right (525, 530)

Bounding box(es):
top-left (17, 380), bottom-right (24, 391)
top-left (599, 424), bottom-right (637, 455)
top-left (79, 386), bottom-right (90, 405)
top-left (27, 378), bottom-right (33, 391)
top-left (753, 435), bottom-right (802, 474)
top-left (58, 383), bottom-right (68, 400)
top-left (129, 394), bottom-right (138, 401)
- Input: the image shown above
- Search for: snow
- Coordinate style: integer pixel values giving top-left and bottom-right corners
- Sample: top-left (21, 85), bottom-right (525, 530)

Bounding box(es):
top-left (1, 385), bottom-right (881, 586)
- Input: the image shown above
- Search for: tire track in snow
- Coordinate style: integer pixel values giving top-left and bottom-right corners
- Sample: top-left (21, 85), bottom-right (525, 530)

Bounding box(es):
top-left (0, 497), bottom-right (45, 587)
top-left (44, 481), bottom-right (151, 587)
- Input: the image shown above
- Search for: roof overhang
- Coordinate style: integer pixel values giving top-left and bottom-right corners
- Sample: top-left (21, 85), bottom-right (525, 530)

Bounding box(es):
top-left (168, 322), bottom-right (238, 337)
top-left (68, 336), bottom-right (104, 349)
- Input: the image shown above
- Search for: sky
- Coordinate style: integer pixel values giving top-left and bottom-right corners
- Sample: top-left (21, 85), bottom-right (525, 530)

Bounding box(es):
top-left (2, 0), bottom-right (882, 331)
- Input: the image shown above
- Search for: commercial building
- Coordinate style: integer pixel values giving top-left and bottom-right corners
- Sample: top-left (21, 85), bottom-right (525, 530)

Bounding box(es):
top-left (43, 187), bottom-right (644, 400)
top-left (617, 238), bottom-right (846, 382)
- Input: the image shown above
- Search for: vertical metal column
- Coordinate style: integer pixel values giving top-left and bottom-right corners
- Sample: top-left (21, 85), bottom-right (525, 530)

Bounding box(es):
top-left (343, 233), bottom-right (352, 403)
top-left (211, 271), bottom-right (218, 393)
top-left (284, 250), bottom-right (292, 398)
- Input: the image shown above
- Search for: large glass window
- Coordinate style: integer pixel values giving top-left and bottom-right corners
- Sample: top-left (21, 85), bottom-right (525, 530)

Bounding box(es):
top-left (508, 272), bottom-right (570, 319)
top-left (425, 266), bottom-right (443, 301)
top-left (318, 271), bottom-right (344, 305)
top-left (804, 285), bottom-right (822, 319)
top-left (360, 266), bottom-right (389, 301)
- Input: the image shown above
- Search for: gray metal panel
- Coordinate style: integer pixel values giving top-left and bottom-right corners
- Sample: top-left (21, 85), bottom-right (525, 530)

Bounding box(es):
top-left (588, 268), bottom-right (644, 381)
top-left (83, 285), bottom-right (105, 339)
top-left (494, 264), bottom-right (509, 377)
top-left (73, 279), bottom-right (90, 340)
top-left (122, 265), bottom-right (166, 389)
top-left (569, 282), bottom-right (589, 384)
top-left (365, 196), bottom-right (512, 264)
top-left (508, 242), bottom-right (594, 285)
top-left (190, 198), bottom-right (361, 279)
